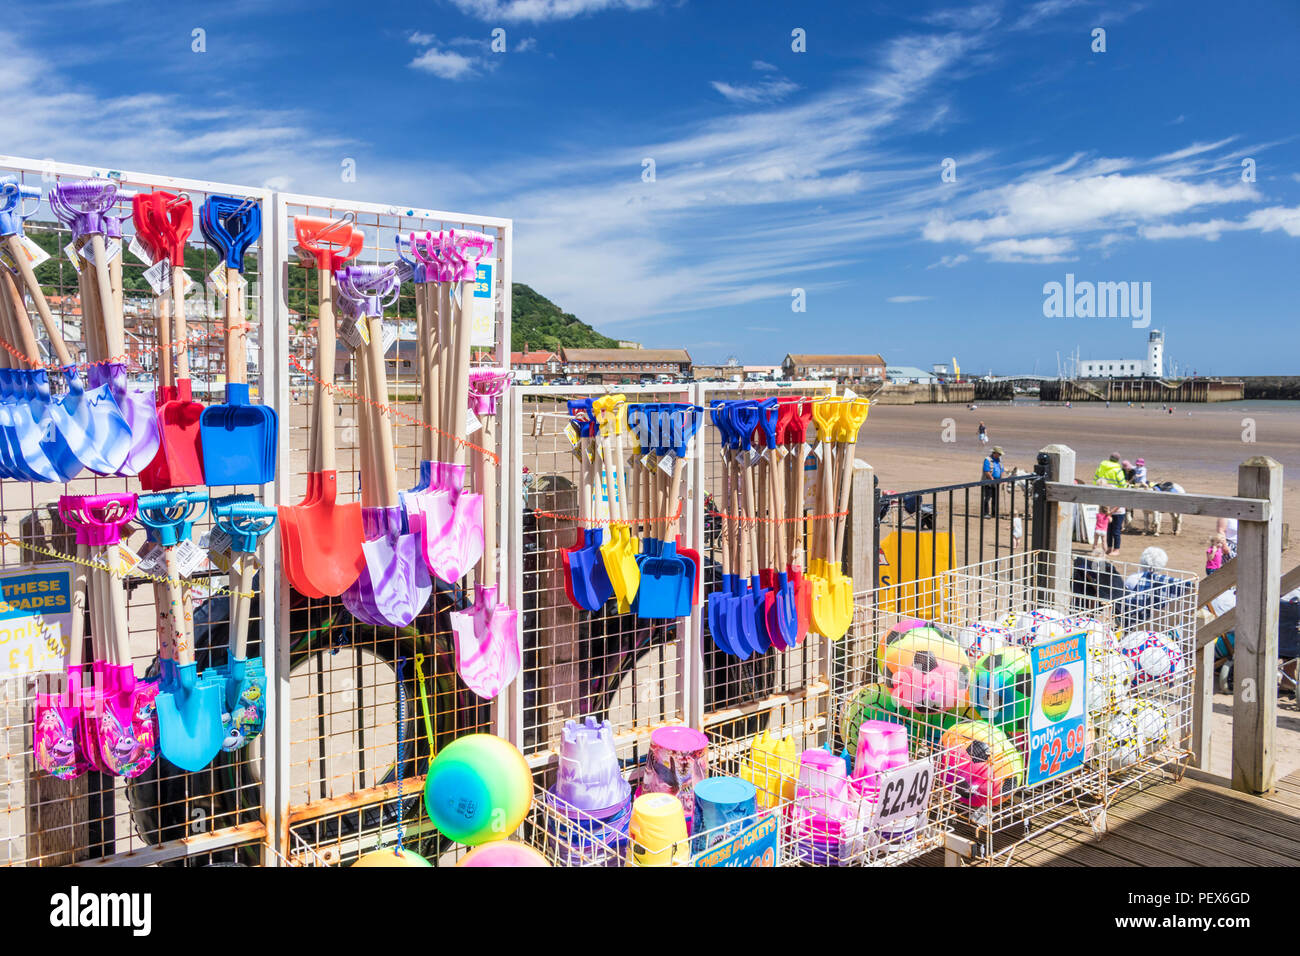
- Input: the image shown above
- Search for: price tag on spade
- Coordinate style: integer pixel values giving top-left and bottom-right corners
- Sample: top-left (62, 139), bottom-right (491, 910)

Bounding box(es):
top-left (868, 758), bottom-right (934, 828)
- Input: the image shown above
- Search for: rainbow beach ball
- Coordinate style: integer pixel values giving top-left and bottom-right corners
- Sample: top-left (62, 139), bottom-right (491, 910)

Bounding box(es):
top-left (1040, 668), bottom-right (1074, 722)
top-left (424, 734), bottom-right (533, 846)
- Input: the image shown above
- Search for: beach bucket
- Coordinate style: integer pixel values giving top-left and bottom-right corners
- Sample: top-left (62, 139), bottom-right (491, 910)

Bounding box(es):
top-left (796, 748), bottom-right (855, 818)
top-left (851, 720), bottom-right (909, 804)
top-left (627, 793), bottom-right (689, 866)
top-left (543, 791), bottom-right (631, 867)
top-left (554, 716), bottom-right (630, 813)
top-left (741, 731), bottom-right (798, 808)
top-left (640, 725), bottom-right (708, 831)
top-left (690, 777), bottom-right (758, 854)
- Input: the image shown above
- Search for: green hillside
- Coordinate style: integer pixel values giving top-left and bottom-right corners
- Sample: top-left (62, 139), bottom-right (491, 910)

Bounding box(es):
top-left (511, 283), bottom-right (617, 353)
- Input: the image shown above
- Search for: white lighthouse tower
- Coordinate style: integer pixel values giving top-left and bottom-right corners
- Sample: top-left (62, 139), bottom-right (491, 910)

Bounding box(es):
top-left (1146, 330), bottom-right (1164, 378)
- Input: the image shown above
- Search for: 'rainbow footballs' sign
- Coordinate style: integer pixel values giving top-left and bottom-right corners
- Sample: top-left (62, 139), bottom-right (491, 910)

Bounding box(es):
top-left (1026, 631), bottom-right (1087, 786)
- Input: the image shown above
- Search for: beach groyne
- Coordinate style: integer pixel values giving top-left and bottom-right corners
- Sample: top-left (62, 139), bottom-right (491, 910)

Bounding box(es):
top-left (1240, 376), bottom-right (1300, 400)
top-left (872, 382), bottom-right (977, 404)
top-left (1038, 378), bottom-right (1244, 403)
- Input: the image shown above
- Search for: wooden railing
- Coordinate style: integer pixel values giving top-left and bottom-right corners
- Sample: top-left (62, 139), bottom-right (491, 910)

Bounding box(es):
top-left (1036, 447), bottom-right (1284, 795)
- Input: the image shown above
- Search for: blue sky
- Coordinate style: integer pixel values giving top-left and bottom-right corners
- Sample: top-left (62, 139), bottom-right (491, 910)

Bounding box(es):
top-left (5, 0), bottom-right (1298, 373)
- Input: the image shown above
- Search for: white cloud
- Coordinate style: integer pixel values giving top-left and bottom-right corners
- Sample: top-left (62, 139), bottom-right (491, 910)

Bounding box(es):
top-left (927, 254), bottom-right (969, 269)
top-left (711, 78), bottom-right (799, 104)
top-left (886, 295), bottom-right (931, 303)
top-left (408, 30), bottom-right (436, 45)
top-left (752, 60), bottom-right (777, 72)
top-left (448, 0), bottom-right (655, 22)
top-left (409, 47), bottom-right (480, 80)
top-left (515, 37), bottom-right (538, 52)
top-left (1010, 0), bottom-right (1088, 31)
top-left (924, 173), bottom-right (1257, 244)
top-left (1140, 205), bottom-right (1300, 240)
top-left (976, 237), bottom-right (1076, 262)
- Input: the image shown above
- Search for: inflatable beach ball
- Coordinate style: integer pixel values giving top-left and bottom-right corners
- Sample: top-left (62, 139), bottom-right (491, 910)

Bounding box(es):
top-left (424, 734), bottom-right (533, 846)
top-left (971, 647), bottom-right (1032, 732)
top-left (882, 626), bottom-right (970, 714)
top-left (957, 620), bottom-right (1016, 662)
top-left (938, 721), bottom-right (1025, 808)
top-left (1118, 630), bottom-right (1184, 686)
top-left (458, 842), bottom-right (550, 867)
top-left (1086, 650), bottom-right (1134, 714)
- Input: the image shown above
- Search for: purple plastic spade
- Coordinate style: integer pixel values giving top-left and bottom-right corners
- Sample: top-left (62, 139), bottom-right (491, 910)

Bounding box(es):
top-left (343, 506), bottom-right (433, 627)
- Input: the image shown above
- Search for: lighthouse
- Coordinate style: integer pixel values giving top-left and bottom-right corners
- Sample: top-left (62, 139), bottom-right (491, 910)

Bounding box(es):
top-left (1146, 329), bottom-right (1164, 378)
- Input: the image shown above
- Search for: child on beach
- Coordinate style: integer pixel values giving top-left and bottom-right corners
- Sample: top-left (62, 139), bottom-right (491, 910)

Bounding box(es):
top-left (1095, 507), bottom-right (1111, 550)
top-left (1205, 534), bottom-right (1228, 574)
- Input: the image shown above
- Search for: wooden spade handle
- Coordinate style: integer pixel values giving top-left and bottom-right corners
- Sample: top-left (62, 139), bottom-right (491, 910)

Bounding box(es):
top-left (227, 266), bottom-right (246, 387)
top-left (6, 235), bottom-right (73, 366)
top-left (316, 269), bottom-right (337, 471)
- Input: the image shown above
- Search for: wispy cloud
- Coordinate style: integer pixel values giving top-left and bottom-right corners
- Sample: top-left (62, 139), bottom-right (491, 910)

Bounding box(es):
top-left (407, 32), bottom-right (487, 80)
top-left (928, 254), bottom-right (969, 269)
top-left (1140, 205), bottom-right (1300, 240)
top-left (515, 37), bottom-right (538, 51)
top-left (711, 77), bottom-right (799, 104)
top-left (448, 0), bottom-right (656, 23)
top-left (886, 295), bottom-right (931, 303)
top-left (976, 236), bottom-right (1076, 263)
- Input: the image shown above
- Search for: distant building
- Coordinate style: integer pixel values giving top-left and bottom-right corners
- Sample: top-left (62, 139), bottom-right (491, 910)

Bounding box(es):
top-left (560, 347), bottom-right (692, 383)
top-left (1078, 330), bottom-right (1164, 379)
top-left (782, 353), bottom-right (886, 382)
top-left (511, 349), bottom-right (562, 380)
top-left (884, 365), bottom-right (938, 384)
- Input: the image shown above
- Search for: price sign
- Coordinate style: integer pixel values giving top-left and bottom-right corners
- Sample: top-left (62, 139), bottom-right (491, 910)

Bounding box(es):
top-left (0, 565), bottom-right (75, 677)
top-left (869, 758), bottom-right (934, 827)
top-left (1027, 631), bottom-right (1088, 785)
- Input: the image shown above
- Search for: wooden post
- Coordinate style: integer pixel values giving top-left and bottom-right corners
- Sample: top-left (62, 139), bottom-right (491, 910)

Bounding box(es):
top-left (1191, 639), bottom-right (1215, 770)
top-left (1036, 444), bottom-right (1076, 607)
top-left (1232, 456), bottom-right (1282, 795)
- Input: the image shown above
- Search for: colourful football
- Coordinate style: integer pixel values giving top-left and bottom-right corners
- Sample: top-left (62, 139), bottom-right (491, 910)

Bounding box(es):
top-left (1118, 630), bottom-right (1184, 686)
top-left (938, 720), bottom-right (1025, 808)
top-left (971, 647), bottom-right (1032, 733)
top-left (882, 627), bottom-right (971, 714)
top-left (1070, 616), bottom-right (1119, 653)
top-left (1023, 607), bottom-right (1073, 645)
top-left (840, 683), bottom-right (903, 758)
top-left (876, 619), bottom-right (937, 675)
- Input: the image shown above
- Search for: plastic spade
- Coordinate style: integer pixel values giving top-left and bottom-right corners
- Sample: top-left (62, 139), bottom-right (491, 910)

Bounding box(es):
top-left (129, 190), bottom-right (205, 489)
top-left (594, 394), bottom-right (639, 611)
top-left (635, 405), bottom-right (692, 620)
top-left (669, 404), bottom-right (703, 607)
top-left (451, 378), bottom-right (520, 698)
top-left (341, 275), bottom-right (432, 627)
top-left (137, 491), bottom-right (224, 771)
top-left (204, 501), bottom-right (275, 752)
top-left (279, 215), bottom-right (365, 597)
top-left (33, 554), bottom-right (90, 779)
top-left (706, 404), bottom-right (745, 658)
top-left (200, 195), bottom-right (276, 485)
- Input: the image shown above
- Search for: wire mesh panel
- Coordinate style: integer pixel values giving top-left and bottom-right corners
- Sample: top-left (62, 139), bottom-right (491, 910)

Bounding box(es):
top-left (272, 193), bottom-right (512, 861)
top-left (510, 384), bottom-right (697, 770)
top-left (0, 156), bottom-right (276, 866)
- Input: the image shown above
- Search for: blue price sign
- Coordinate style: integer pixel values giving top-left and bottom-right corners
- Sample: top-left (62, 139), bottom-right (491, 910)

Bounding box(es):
top-left (1026, 632), bottom-right (1088, 785)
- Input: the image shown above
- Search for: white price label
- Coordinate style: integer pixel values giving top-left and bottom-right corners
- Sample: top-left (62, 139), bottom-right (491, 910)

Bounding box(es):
top-left (337, 315), bottom-right (366, 350)
top-left (465, 408), bottom-right (482, 435)
top-left (128, 234), bottom-right (155, 265)
top-left (143, 259), bottom-right (171, 296)
top-left (135, 543), bottom-right (167, 577)
top-left (63, 242), bottom-right (83, 274)
top-left (18, 235), bottom-right (51, 268)
top-left (868, 759), bottom-right (934, 828)
top-left (173, 539), bottom-right (207, 577)
top-left (657, 453), bottom-right (676, 477)
top-left (380, 321), bottom-right (398, 355)
top-left (206, 264), bottom-right (229, 299)
top-left (79, 238), bottom-right (121, 266)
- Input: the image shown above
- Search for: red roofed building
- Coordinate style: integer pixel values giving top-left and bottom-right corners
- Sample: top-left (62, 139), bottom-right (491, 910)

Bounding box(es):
top-left (511, 349), bottom-right (562, 380)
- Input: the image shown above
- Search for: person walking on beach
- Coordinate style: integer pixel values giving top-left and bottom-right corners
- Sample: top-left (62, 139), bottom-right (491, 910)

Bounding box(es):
top-left (981, 446), bottom-right (1004, 517)
top-left (978, 421), bottom-right (988, 444)
top-left (1094, 453), bottom-right (1128, 555)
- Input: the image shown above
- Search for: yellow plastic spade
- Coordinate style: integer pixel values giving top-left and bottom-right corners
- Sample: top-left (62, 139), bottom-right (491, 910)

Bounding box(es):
top-left (808, 398), bottom-right (843, 636)
top-left (595, 395), bottom-right (639, 611)
top-left (742, 730), bottom-right (798, 808)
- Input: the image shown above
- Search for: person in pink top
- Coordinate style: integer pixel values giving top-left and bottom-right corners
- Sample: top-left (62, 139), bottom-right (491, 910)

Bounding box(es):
top-left (1205, 533), bottom-right (1228, 575)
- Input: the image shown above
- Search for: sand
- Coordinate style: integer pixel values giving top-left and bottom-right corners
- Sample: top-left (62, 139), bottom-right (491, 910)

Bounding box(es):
top-left (852, 399), bottom-right (1300, 780)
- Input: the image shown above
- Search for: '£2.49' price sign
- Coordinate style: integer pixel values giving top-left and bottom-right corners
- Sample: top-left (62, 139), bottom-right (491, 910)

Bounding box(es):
top-left (869, 759), bottom-right (934, 827)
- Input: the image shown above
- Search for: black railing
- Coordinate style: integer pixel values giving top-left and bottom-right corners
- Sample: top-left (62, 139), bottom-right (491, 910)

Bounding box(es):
top-left (873, 471), bottom-right (1043, 589)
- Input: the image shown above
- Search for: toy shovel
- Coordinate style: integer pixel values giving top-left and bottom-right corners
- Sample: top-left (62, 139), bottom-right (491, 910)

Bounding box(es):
top-left (204, 501), bottom-right (276, 751)
top-left (33, 555), bottom-right (90, 779)
top-left (451, 382), bottom-right (520, 698)
top-left (279, 216), bottom-right (365, 596)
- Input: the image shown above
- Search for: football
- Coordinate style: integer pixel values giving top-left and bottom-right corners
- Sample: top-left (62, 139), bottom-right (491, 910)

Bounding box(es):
top-left (1098, 711), bottom-right (1144, 769)
top-left (1086, 649), bottom-right (1134, 714)
top-left (938, 720), bottom-right (1025, 808)
top-left (1070, 616), bottom-right (1119, 653)
top-left (876, 619), bottom-right (941, 676)
top-left (1118, 630), bottom-right (1184, 686)
top-left (882, 627), bottom-right (972, 714)
top-left (957, 620), bottom-right (1017, 662)
top-left (971, 647), bottom-right (1033, 733)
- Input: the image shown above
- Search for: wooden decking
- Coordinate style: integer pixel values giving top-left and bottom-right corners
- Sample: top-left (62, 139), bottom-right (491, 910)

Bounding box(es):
top-left (1004, 768), bottom-right (1300, 867)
